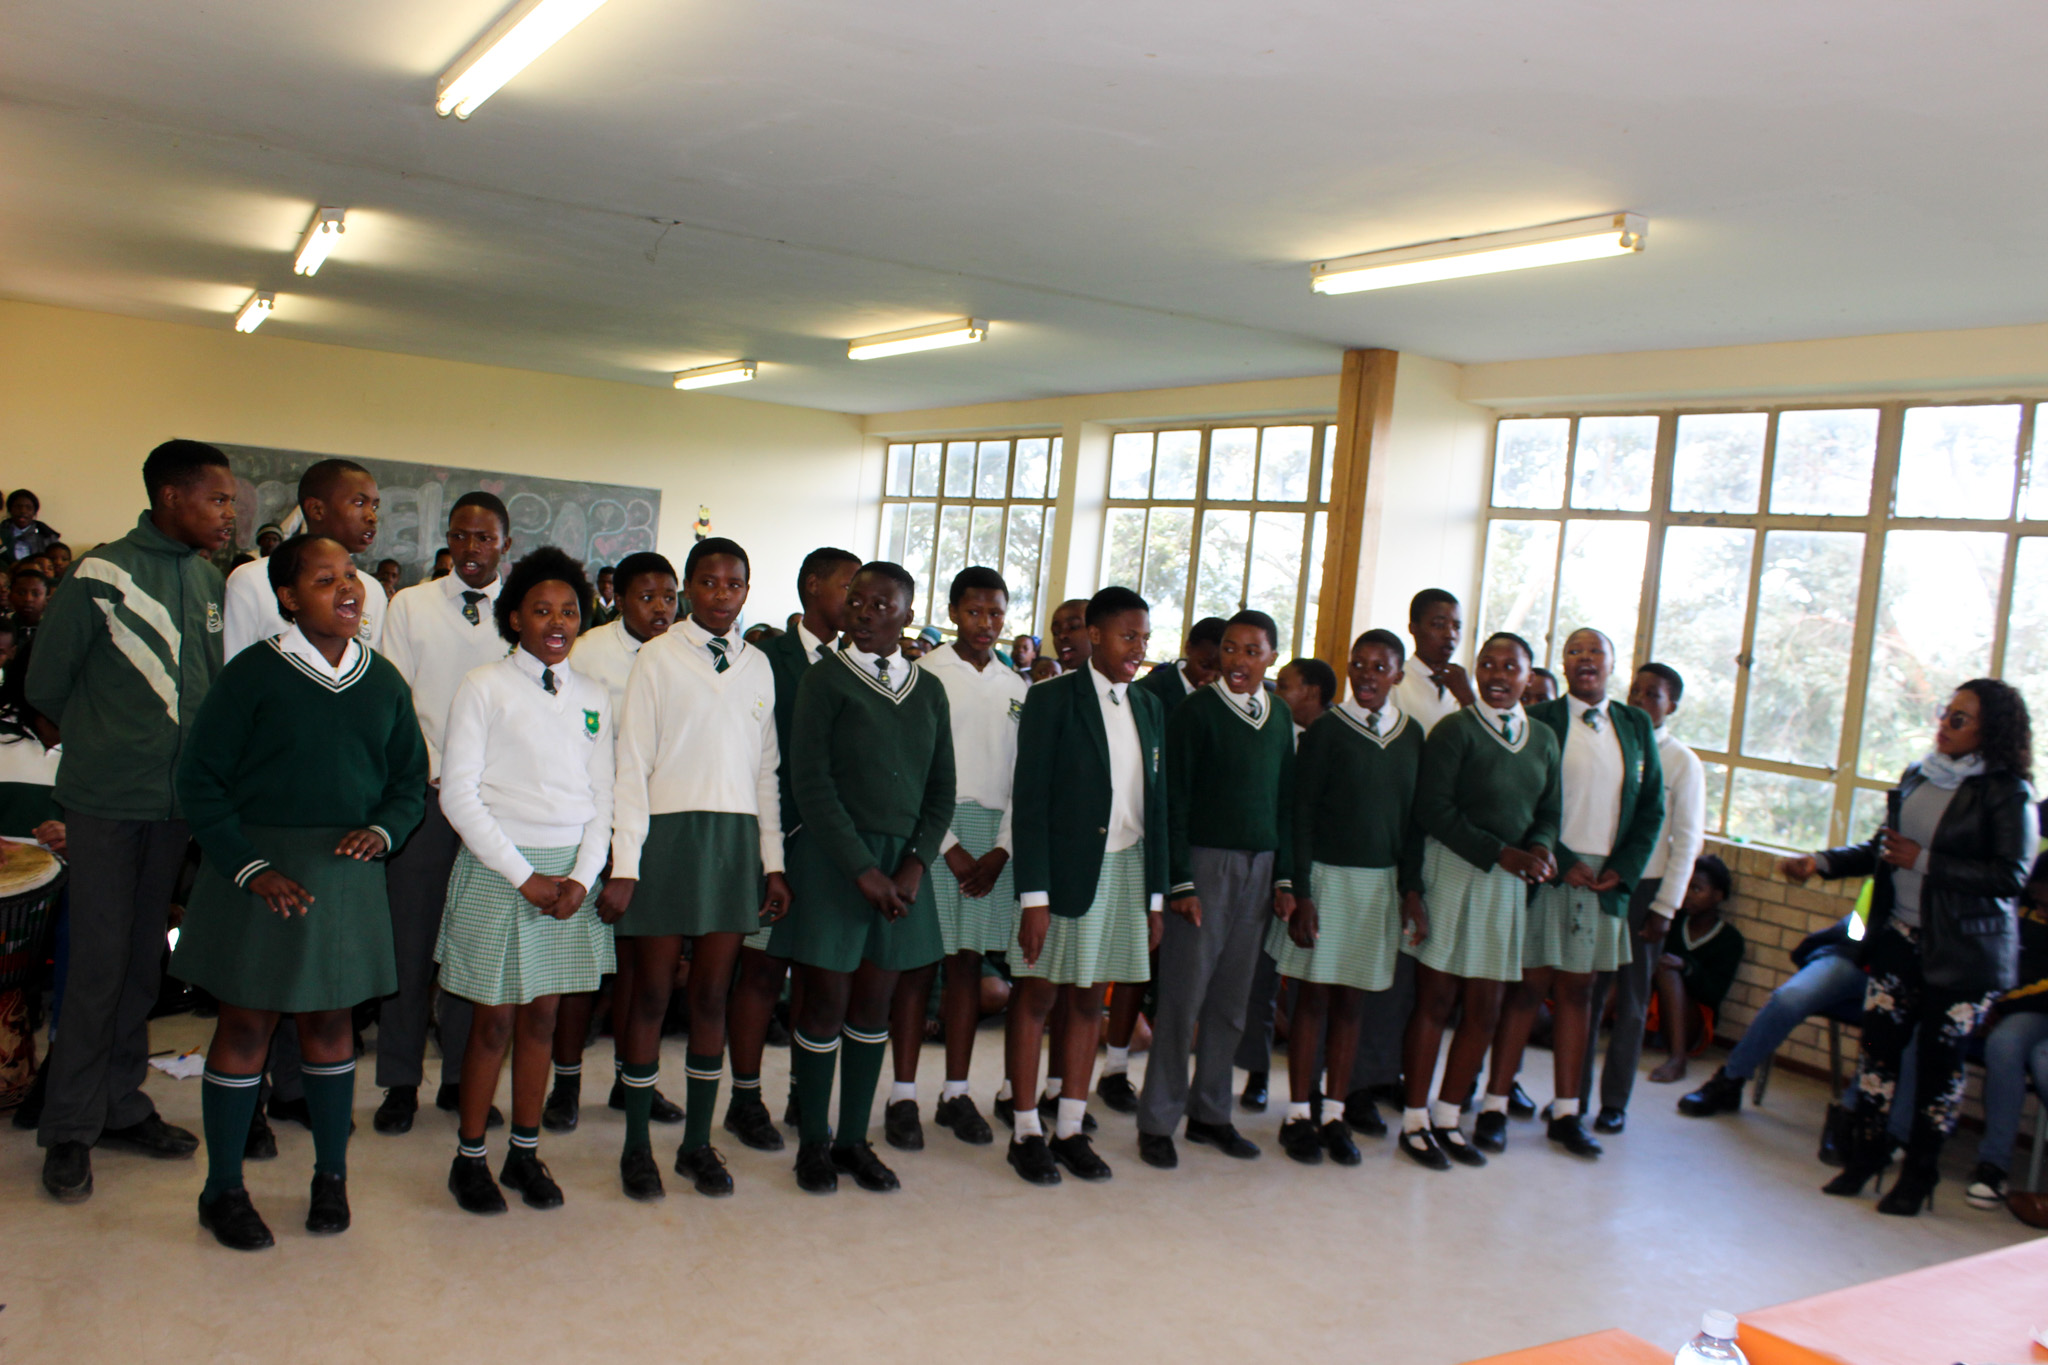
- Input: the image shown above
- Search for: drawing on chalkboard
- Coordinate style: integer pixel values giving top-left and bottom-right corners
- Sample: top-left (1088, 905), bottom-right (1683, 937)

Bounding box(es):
top-left (694, 505), bottom-right (712, 541)
top-left (217, 444), bottom-right (661, 590)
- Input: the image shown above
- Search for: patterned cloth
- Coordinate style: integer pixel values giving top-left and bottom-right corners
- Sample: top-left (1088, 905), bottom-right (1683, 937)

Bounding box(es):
top-left (1012, 842), bottom-right (1151, 987)
top-left (1523, 853), bottom-right (1632, 973)
top-left (1407, 837), bottom-right (1525, 982)
top-left (1266, 862), bottom-right (1401, 992)
top-left (435, 843), bottom-right (615, 1006)
top-left (934, 801), bottom-right (1017, 955)
top-left (1853, 919), bottom-right (2000, 1152)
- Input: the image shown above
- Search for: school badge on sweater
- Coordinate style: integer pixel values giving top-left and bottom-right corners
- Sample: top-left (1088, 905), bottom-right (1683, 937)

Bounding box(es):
top-left (583, 709), bottom-right (601, 738)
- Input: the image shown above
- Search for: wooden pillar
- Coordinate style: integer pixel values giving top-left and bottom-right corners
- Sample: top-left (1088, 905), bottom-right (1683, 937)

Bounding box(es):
top-left (1314, 348), bottom-right (1399, 670)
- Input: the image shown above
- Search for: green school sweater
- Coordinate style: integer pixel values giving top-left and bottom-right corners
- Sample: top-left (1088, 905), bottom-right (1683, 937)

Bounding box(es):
top-left (1136, 662), bottom-right (1194, 716)
top-left (790, 649), bottom-right (956, 881)
top-left (759, 626), bottom-right (823, 833)
top-left (1164, 683), bottom-right (1295, 895)
top-left (1292, 705), bottom-right (1424, 900)
top-left (1413, 707), bottom-right (1563, 873)
top-left (1666, 917), bottom-right (1746, 1012)
top-left (177, 639), bottom-right (429, 888)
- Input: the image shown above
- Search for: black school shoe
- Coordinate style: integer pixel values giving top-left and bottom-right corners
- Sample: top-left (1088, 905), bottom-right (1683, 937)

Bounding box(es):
top-left (830, 1140), bottom-right (900, 1192)
top-left (1008, 1134), bottom-right (1063, 1185)
top-left (1240, 1070), bottom-right (1269, 1112)
top-left (267, 1094), bottom-right (313, 1130)
top-left (884, 1100), bottom-right (925, 1151)
top-left (305, 1173), bottom-right (350, 1234)
top-left (244, 1111), bottom-right (279, 1161)
top-left (1593, 1106), bottom-right (1627, 1135)
top-left (499, 1148), bottom-right (565, 1208)
top-left (373, 1086), bottom-right (417, 1135)
top-left (541, 1077), bottom-right (580, 1133)
top-left (1398, 1128), bottom-right (1452, 1171)
top-left (793, 1141), bottom-right (839, 1194)
top-left (449, 1154), bottom-right (507, 1214)
top-left (1050, 1132), bottom-right (1113, 1181)
top-left (435, 1084), bottom-right (503, 1129)
top-left (1677, 1067), bottom-right (1745, 1118)
top-left (1433, 1125), bottom-right (1487, 1168)
top-left (198, 1187), bottom-right (275, 1251)
top-left (41, 1141), bottom-right (93, 1202)
top-left (1136, 1132), bottom-right (1178, 1169)
top-left (1342, 1090), bottom-right (1388, 1138)
top-left (1321, 1118), bottom-right (1362, 1167)
top-left (620, 1146), bottom-right (665, 1201)
top-left (100, 1113), bottom-right (199, 1158)
top-left (934, 1094), bottom-right (995, 1145)
top-left (1507, 1082), bottom-right (1537, 1119)
top-left (1278, 1118), bottom-right (1324, 1165)
top-left (1185, 1119), bottom-right (1259, 1159)
top-left (1546, 1114), bottom-right (1603, 1159)
top-left (1474, 1111), bottom-right (1508, 1153)
top-left (674, 1143), bottom-right (735, 1197)
top-left (723, 1094), bottom-right (786, 1151)
top-left (1037, 1093), bottom-right (1097, 1133)
top-left (1096, 1071), bottom-right (1139, 1114)
top-left (610, 1079), bottom-right (683, 1125)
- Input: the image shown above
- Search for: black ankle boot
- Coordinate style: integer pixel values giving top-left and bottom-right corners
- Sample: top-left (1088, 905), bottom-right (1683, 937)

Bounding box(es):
top-left (1820, 1125), bottom-right (1893, 1197)
top-left (1877, 1148), bottom-right (1940, 1216)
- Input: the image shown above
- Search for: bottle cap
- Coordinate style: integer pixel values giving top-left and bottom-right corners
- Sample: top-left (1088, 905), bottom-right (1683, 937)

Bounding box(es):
top-left (1702, 1310), bottom-right (1739, 1339)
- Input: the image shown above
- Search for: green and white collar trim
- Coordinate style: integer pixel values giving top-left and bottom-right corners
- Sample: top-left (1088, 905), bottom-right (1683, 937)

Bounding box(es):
top-left (1334, 697), bottom-right (1407, 748)
top-left (1209, 680), bottom-right (1276, 730)
top-left (1475, 702), bottom-right (1529, 754)
top-left (268, 628), bottom-right (369, 693)
top-left (837, 642), bottom-right (919, 703)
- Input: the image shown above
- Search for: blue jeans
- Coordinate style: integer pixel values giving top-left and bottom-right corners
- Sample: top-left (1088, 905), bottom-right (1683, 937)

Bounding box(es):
top-left (1723, 951), bottom-right (1914, 1143)
top-left (1975, 1010), bottom-right (2048, 1172)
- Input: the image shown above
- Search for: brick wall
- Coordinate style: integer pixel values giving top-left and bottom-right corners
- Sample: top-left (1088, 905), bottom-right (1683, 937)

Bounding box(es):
top-left (1708, 836), bottom-right (1862, 1080)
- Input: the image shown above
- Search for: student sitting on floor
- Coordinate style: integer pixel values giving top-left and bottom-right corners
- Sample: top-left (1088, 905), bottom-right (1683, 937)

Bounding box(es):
top-left (1648, 854), bottom-right (1745, 1084)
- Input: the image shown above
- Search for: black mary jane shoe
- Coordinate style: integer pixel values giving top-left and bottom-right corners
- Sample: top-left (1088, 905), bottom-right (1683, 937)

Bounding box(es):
top-left (1593, 1106), bottom-right (1627, 1135)
top-left (1546, 1114), bottom-right (1604, 1159)
top-left (993, 1094), bottom-right (1017, 1129)
top-left (448, 1153), bottom-right (507, 1214)
top-left (100, 1113), bottom-right (199, 1159)
top-left (830, 1140), bottom-right (900, 1192)
top-left (793, 1141), bottom-right (839, 1194)
top-left (934, 1094), bottom-right (995, 1145)
top-left (1278, 1117), bottom-right (1325, 1165)
top-left (723, 1095), bottom-right (787, 1151)
top-left (1038, 1093), bottom-right (1097, 1134)
top-left (1342, 1090), bottom-right (1388, 1138)
top-left (1136, 1132), bottom-right (1178, 1169)
top-left (1398, 1128), bottom-right (1452, 1171)
top-left (1473, 1111), bottom-right (1508, 1154)
top-left (541, 1078), bottom-right (581, 1133)
top-left (1321, 1118), bottom-right (1362, 1167)
top-left (373, 1086), bottom-right (418, 1135)
top-left (244, 1111), bottom-right (279, 1161)
top-left (674, 1143), bottom-right (736, 1198)
top-left (1008, 1134), bottom-right (1063, 1185)
top-left (620, 1146), bottom-right (666, 1201)
top-left (305, 1172), bottom-right (350, 1234)
top-left (1507, 1081), bottom-right (1537, 1120)
top-left (884, 1099), bottom-right (925, 1151)
top-left (199, 1186), bottom-right (275, 1251)
top-left (1240, 1070), bottom-right (1269, 1113)
top-left (1185, 1119), bottom-right (1260, 1159)
top-left (1050, 1132), bottom-right (1113, 1181)
top-left (1433, 1125), bottom-right (1488, 1168)
top-left (499, 1149), bottom-right (565, 1209)
top-left (1096, 1072), bottom-right (1139, 1114)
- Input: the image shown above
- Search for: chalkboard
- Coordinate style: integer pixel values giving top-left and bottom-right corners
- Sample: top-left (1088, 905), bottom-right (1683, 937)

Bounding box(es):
top-left (218, 444), bottom-right (661, 587)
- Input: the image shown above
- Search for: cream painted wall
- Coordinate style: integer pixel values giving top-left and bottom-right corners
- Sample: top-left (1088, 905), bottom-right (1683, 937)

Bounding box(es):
top-left (0, 300), bottom-right (865, 625)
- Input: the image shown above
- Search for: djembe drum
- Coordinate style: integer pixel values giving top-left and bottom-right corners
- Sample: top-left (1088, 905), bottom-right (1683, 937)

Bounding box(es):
top-left (0, 840), bottom-right (65, 1106)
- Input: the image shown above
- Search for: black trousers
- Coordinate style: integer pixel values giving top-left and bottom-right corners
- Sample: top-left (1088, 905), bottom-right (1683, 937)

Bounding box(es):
top-left (1853, 920), bottom-right (1997, 1160)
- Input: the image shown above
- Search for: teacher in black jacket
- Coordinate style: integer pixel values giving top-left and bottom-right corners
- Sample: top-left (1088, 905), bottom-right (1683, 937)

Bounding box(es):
top-left (1782, 677), bottom-right (2034, 1216)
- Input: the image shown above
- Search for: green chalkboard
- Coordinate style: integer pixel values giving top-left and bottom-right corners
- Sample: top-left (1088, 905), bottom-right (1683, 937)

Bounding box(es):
top-left (219, 444), bottom-right (662, 588)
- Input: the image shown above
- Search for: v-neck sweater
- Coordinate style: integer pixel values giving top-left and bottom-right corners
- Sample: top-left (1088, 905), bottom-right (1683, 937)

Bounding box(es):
top-left (1164, 682), bottom-right (1296, 894)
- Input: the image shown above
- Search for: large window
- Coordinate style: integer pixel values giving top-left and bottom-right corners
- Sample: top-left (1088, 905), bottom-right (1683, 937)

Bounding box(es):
top-left (1100, 422), bottom-right (1336, 660)
top-left (1481, 401), bottom-right (2045, 851)
top-left (878, 436), bottom-right (1063, 634)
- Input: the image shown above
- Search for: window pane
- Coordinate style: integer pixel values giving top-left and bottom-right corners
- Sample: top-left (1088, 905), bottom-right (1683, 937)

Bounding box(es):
top-left (1258, 426), bottom-right (1313, 502)
top-left (975, 441), bottom-right (1011, 501)
top-left (2004, 538), bottom-right (2048, 734)
top-left (1858, 529), bottom-right (2003, 780)
top-left (1048, 439), bottom-right (1064, 498)
top-left (1554, 519), bottom-right (1649, 667)
top-left (1143, 507), bottom-right (1194, 655)
top-left (968, 506), bottom-right (1004, 573)
top-left (932, 506), bottom-right (971, 626)
top-left (1700, 761), bottom-right (1730, 836)
top-left (1848, 787), bottom-right (1888, 846)
top-left (1770, 409), bottom-right (1878, 515)
top-left (1208, 429), bottom-right (1256, 501)
top-left (1195, 510), bottom-right (1251, 618)
top-left (1651, 526), bottom-right (1755, 754)
top-left (1011, 437), bottom-right (1050, 499)
top-left (1741, 530), bottom-right (1865, 767)
top-left (1102, 508), bottom-right (1147, 594)
top-left (1321, 426), bottom-right (1336, 503)
top-left (1154, 430), bottom-right (1200, 499)
top-left (1727, 768), bottom-right (1836, 852)
top-left (1004, 505), bottom-right (1044, 635)
top-left (1247, 511), bottom-right (1305, 656)
top-left (944, 442), bottom-right (975, 498)
top-left (1109, 432), bottom-right (1154, 499)
top-left (1479, 520), bottom-right (1560, 656)
top-left (1300, 510), bottom-right (1328, 659)
top-left (1570, 415), bottom-right (1658, 512)
top-left (901, 503), bottom-right (937, 601)
top-left (885, 445), bottom-right (912, 497)
top-left (911, 442), bottom-right (941, 497)
top-left (878, 502), bottom-right (906, 563)
top-left (1492, 418), bottom-right (1570, 509)
top-left (1895, 404), bottom-right (2021, 520)
top-left (1672, 413), bottom-right (1766, 513)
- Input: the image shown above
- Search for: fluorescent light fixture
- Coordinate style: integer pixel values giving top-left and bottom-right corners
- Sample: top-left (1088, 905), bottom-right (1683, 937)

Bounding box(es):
top-left (1310, 212), bottom-right (1647, 295)
top-left (436, 0), bottom-right (610, 120)
top-left (673, 360), bottom-right (757, 390)
top-left (846, 318), bottom-right (989, 361)
top-left (233, 291), bottom-right (275, 333)
top-left (293, 207), bottom-right (347, 276)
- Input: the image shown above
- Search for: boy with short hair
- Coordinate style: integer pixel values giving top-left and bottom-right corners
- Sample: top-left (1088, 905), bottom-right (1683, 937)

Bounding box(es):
top-left (222, 459), bottom-right (386, 660)
top-left (8, 567), bottom-right (48, 640)
top-left (1136, 616), bottom-right (1227, 715)
top-left (1392, 589), bottom-right (1474, 736)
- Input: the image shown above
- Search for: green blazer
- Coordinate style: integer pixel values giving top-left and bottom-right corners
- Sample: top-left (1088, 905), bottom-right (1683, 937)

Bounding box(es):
top-left (759, 626), bottom-right (828, 834)
top-left (1135, 661), bottom-right (1194, 716)
top-left (1011, 669), bottom-right (1169, 917)
top-left (1528, 696), bottom-right (1666, 917)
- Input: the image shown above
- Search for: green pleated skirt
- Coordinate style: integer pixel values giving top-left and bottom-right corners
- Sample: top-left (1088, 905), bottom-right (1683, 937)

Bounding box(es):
top-left (616, 810), bottom-right (766, 938)
top-left (769, 827), bottom-right (941, 973)
top-left (1523, 853), bottom-right (1632, 973)
top-left (934, 801), bottom-right (1017, 956)
top-left (1406, 837), bottom-right (1526, 983)
top-left (1266, 862), bottom-right (1401, 992)
top-left (435, 844), bottom-right (615, 1006)
top-left (171, 825), bottom-right (396, 1014)
top-left (1012, 843), bottom-right (1151, 988)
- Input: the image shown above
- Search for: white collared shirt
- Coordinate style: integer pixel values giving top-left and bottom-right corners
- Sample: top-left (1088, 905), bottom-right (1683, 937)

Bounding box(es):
top-left (795, 619), bottom-right (833, 664)
top-left (1559, 693), bottom-right (1625, 857)
top-left (1392, 657), bottom-right (1463, 736)
top-left (1218, 681), bottom-right (1269, 722)
top-left (222, 553), bottom-right (385, 662)
top-left (381, 572), bottom-right (508, 780)
top-left (1337, 695), bottom-right (1400, 736)
top-left (273, 623), bottom-right (363, 682)
top-left (1019, 662), bottom-right (1161, 913)
top-left (842, 642), bottom-right (907, 692)
top-left (570, 618), bottom-right (649, 716)
top-left (674, 614), bottom-right (745, 671)
top-left (1642, 725), bottom-right (1708, 915)
top-left (917, 643), bottom-right (1030, 854)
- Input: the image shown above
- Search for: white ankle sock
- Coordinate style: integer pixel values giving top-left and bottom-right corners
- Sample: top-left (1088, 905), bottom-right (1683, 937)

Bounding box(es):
top-left (1055, 1098), bottom-right (1088, 1139)
top-left (1430, 1099), bottom-right (1462, 1130)
top-left (1481, 1093), bottom-right (1510, 1115)
top-left (1286, 1101), bottom-right (1312, 1122)
top-left (1552, 1096), bottom-right (1581, 1119)
top-left (890, 1081), bottom-right (916, 1104)
top-left (1104, 1046), bottom-right (1130, 1076)
top-left (1402, 1107), bottom-right (1430, 1134)
top-left (941, 1079), bottom-right (969, 1101)
top-left (1043, 1077), bottom-right (1062, 1100)
top-left (1014, 1108), bottom-right (1044, 1138)
top-left (996, 1079), bottom-right (1013, 1101)
top-left (1323, 1094), bottom-right (1346, 1121)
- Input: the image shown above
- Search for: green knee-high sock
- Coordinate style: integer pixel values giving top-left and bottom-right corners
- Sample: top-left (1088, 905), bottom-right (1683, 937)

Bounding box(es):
top-left (300, 1058), bottom-right (357, 1178)
top-left (620, 1061), bottom-right (659, 1154)
top-left (834, 1026), bottom-right (889, 1151)
top-left (682, 1053), bottom-right (722, 1152)
top-left (791, 1031), bottom-right (840, 1146)
top-left (201, 1068), bottom-right (263, 1201)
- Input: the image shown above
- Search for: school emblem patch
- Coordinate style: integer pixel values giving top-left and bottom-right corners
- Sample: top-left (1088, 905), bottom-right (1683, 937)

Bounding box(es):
top-left (205, 601), bottom-right (224, 634)
top-left (583, 709), bottom-right (601, 737)
top-left (1008, 698), bottom-right (1024, 723)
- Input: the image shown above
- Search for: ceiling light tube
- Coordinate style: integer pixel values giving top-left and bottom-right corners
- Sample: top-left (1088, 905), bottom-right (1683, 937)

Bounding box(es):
top-left (436, 0), bottom-right (610, 120)
top-left (846, 318), bottom-right (989, 361)
top-left (293, 207), bottom-right (347, 276)
top-left (1310, 212), bottom-right (1647, 295)
top-left (673, 360), bottom-right (758, 390)
top-left (234, 291), bottom-right (275, 333)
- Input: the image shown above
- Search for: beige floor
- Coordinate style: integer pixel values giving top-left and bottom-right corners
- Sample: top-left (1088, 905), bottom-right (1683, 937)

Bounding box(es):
top-left (2, 1014), bottom-right (2038, 1365)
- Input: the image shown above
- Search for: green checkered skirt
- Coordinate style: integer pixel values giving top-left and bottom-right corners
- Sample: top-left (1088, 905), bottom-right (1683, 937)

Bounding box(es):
top-left (435, 844), bottom-right (615, 1006)
top-left (1012, 842), bottom-right (1151, 988)
top-left (1266, 862), bottom-right (1401, 992)
top-left (1406, 837), bottom-right (1525, 982)
top-left (1523, 853), bottom-right (1632, 973)
top-left (934, 801), bottom-right (1017, 955)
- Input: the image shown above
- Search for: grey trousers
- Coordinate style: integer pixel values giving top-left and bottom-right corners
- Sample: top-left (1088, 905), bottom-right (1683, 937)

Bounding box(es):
top-left (1233, 947), bottom-right (1283, 1075)
top-left (1138, 847), bottom-right (1273, 1136)
top-left (378, 788), bottom-right (472, 1090)
top-left (38, 813), bottom-right (188, 1147)
top-left (1234, 943), bottom-right (1413, 1093)
top-left (1579, 878), bottom-right (1663, 1113)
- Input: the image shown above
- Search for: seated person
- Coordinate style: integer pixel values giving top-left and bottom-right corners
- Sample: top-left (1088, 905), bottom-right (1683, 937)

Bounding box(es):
top-left (1648, 855), bottom-right (1745, 1084)
top-left (1965, 853), bottom-right (2048, 1210)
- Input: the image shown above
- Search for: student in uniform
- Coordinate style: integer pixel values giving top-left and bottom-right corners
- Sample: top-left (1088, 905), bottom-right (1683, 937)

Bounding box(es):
top-left (222, 459), bottom-right (385, 661)
top-left (438, 547), bottom-right (615, 1214)
top-left (723, 545), bottom-right (861, 1151)
top-left (1391, 589), bottom-right (1473, 737)
top-left (600, 538), bottom-right (790, 1199)
top-left (1398, 631), bottom-right (1560, 1172)
top-left (543, 551), bottom-right (681, 1134)
top-left (1274, 657), bottom-right (1335, 734)
top-left (590, 566), bottom-right (619, 627)
top-left (1269, 630), bottom-right (1423, 1165)
top-left (1136, 609), bottom-right (1294, 1169)
top-left (1523, 669), bottom-right (1560, 707)
top-left (1484, 627), bottom-right (1662, 1160)
top-left (373, 493), bottom-right (513, 1136)
top-left (768, 561), bottom-right (955, 1194)
top-left (172, 536), bottom-right (427, 1249)
top-left (29, 439), bottom-right (237, 1204)
top-left (1135, 616), bottom-right (1226, 715)
top-left (1047, 598), bottom-right (1091, 675)
top-left (1002, 586), bottom-right (1166, 1184)
top-left (1648, 854), bottom-right (1745, 1084)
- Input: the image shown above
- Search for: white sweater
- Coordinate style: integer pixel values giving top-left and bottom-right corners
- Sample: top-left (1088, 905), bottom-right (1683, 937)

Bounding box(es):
top-left (438, 649), bottom-right (614, 891)
top-left (609, 618), bottom-right (783, 880)
top-left (381, 573), bottom-right (507, 780)
top-left (222, 552), bottom-right (385, 662)
top-left (570, 618), bottom-right (646, 716)
top-left (915, 644), bottom-right (1028, 854)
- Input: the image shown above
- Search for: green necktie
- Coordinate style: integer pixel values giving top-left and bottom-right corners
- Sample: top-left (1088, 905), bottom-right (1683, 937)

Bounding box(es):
top-left (709, 637), bottom-right (730, 673)
top-left (877, 656), bottom-right (891, 688)
top-left (1498, 712), bottom-right (1515, 742)
top-left (1582, 705), bottom-right (1603, 733)
top-left (541, 667), bottom-right (558, 696)
top-left (1366, 709), bottom-right (1380, 734)
top-left (461, 590), bottom-right (485, 626)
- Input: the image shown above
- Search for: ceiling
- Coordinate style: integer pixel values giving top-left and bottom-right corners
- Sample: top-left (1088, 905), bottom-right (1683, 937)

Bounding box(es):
top-left (3, 1), bottom-right (2045, 413)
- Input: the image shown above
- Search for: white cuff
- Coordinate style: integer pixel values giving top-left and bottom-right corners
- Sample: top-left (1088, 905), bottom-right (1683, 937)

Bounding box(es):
top-left (366, 826), bottom-right (392, 855)
top-left (1019, 891), bottom-right (1049, 909)
top-left (1148, 893), bottom-right (1164, 913)
top-left (939, 828), bottom-right (961, 855)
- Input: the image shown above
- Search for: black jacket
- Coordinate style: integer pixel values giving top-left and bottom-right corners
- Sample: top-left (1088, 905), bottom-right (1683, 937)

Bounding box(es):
top-left (1817, 764), bottom-right (2034, 996)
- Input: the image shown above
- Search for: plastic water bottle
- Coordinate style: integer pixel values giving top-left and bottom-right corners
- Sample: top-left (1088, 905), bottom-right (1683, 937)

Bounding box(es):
top-left (1675, 1310), bottom-right (1748, 1364)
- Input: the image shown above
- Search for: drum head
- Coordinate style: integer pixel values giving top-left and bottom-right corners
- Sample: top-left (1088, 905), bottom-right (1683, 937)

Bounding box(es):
top-left (0, 840), bottom-right (60, 897)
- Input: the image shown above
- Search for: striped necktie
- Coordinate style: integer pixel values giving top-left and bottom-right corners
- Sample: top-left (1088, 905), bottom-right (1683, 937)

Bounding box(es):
top-left (877, 656), bottom-right (891, 689)
top-left (1497, 712), bottom-right (1515, 742)
top-left (1582, 705), bottom-right (1603, 733)
top-left (709, 636), bottom-right (730, 673)
top-left (541, 667), bottom-right (558, 696)
top-left (460, 590), bottom-right (485, 626)
top-left (1366, 709), bottom-right (1380, 734)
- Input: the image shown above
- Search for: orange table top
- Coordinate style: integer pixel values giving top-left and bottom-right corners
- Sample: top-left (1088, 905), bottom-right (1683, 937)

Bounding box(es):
top-left (1462, 1327), bottom-right (1672, 1364)
top-left (1739, 1236), bottom-right (2048, 1365)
